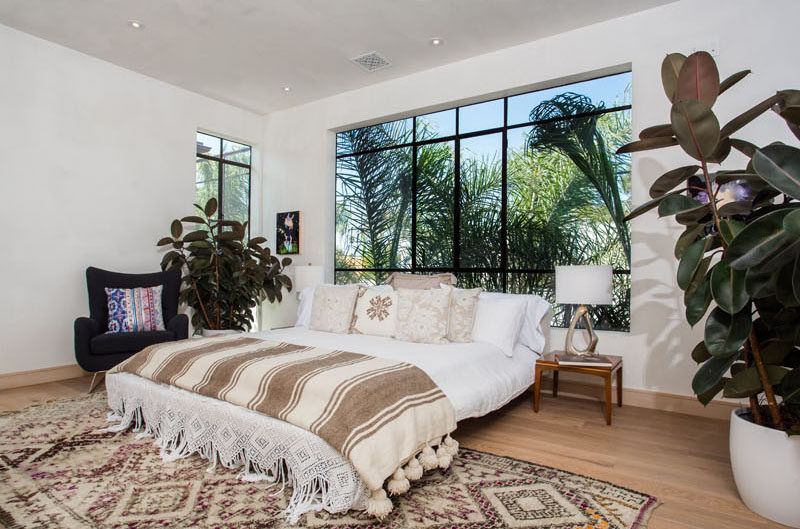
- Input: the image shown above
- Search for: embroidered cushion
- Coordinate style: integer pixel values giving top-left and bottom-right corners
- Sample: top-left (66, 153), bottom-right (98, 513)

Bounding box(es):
top-left (351, 286), bottom-right (398, 338)
top-left (105, 286), bottom-right (165, 333)
top-left (442, 286), bottom-right (482, 342)
top-left (395, 288), bottom-right (451, 344)
top-left (309, 284), bottom-right (359, 334)
top-left (385, 272), bottom-right (457, 290)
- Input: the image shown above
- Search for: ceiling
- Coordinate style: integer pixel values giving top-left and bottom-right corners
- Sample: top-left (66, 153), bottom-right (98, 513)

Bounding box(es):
top-left (0, 0), bottom-right (676, 114)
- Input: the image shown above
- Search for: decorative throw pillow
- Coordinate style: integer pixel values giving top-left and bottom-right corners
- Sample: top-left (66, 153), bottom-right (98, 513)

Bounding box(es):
top-left (385, 272), bottom-right (457, 290)
top-left (441, 285), bottom-right (482, 342)
top-left (471, 297), bottom-right (527, 357)
top-left (351, 286), bottom-right (398, 338)
top-left (309, 284), bottom-right (359, 334)
top-left (395, 288), bottom-right (451, 344)
top-left (105, 286), bottom-right (165, 333)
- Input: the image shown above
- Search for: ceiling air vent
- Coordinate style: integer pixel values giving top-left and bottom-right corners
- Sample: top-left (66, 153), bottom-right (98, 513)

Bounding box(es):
top-left (350, 51), bottom-right (391, 72)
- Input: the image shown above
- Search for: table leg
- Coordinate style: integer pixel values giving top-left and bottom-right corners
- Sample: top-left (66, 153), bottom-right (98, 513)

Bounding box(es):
top-left (534, 365), bottom-right (543, 412)
top-left (617, 367), bottom-right (623, 407)
top-left (552, 370), bottom-right (559, 398)
top-left (604, 374), bottom-right (612, 425)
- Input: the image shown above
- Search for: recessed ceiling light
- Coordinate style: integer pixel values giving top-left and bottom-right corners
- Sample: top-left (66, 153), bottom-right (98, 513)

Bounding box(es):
top-left (282, 86), bottom-right (291, 93)
top-left (128, 20), bottom-right (144, 29)
top-left (430, 37), bottom-right (443, 46)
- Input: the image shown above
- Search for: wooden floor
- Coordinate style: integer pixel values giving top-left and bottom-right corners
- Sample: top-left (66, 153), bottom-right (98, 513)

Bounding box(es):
top-left (0, 376), bottom-right (785, 529)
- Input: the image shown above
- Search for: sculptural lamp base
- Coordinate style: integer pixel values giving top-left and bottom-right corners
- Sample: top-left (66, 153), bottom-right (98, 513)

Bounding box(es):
top-left (565, 304), bottom-right (599, 357)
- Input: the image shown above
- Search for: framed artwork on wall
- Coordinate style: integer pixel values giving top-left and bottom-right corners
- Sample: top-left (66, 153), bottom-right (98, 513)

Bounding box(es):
top-left (276, 211), bottom-right (300, 255)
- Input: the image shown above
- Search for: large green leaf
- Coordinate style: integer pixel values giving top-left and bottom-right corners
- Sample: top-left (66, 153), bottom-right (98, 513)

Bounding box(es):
top-left (692, 354), bottom-right (739, 395)
top-left (170, 219), bottom-right (182, 239)
top-left (686, 272), bottom-right (713, 326)
top-left (616, 136), bottom-right (679, 154)
top-left (720, 219), bottom-right (745, 245)
top-left (704, 306), bottom-right (751, 358)
top-left (729, 139), bottom-right (758, 157)
top-left (784, 209), bottom-right (800, 236)
top-left (723, 365), bottom-right (788, 398)
top-left (776, 90), bottom-right (800, 126)
top-left (670, 100), bottom-right (720, 160)
top-left (718, 70), bottom-right (751, 95)
top-left (658, 194), bottom-right (703, 217)
top-left (639, 124), bottom-right (674, 139)
top-left (744, 265), bottom-right (778, 299)
top-left (674, 224), bottom-right (706, 259)
top-left (661, 53), bottom-right (687, 102)
top-left (711, 261), bottom-right (748, 314)
top-left (623, 189), bottom-right (684, 221)
top-left (649, 165), bottom-right (700, 198)
top-left (182, 230), bottom-right (209, 243)
top-left (777, 260), bottom-right (800, 307)
top-left (717, 200), bottom-right (753, 217)
top-left (726, 209), bottom-right (800, 271)
top-left (675, 51), bottom-right (719, 107)
top-left (779, 367), bottom-right (800, 403)
top-left (691, 341), bottom-right (711, 363)
top-left (752, 144), bottom-right (800, 200)
top-left (678, 237), bottom-right (711, 290)
top-left (698, 377), bottom-right (728, 406)
top-left (676, 204), bottom-right (712, 225)
top-left (761, 341), bottom-right (793, 365)
top-left (204, 197), bottom-right (218, 217)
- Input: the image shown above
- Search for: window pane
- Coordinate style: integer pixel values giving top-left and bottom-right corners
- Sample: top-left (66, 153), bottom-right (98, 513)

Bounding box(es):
top-left (416, 140), bottom-right (455, 268)
top-left (222, 164), bottom-right (250, 228)
top-left (508, 72), bottom-right (632, 125)
top-left (460, 133), bottom-right (502, 268)
top-left (458, 99), bottom-right (503, 134)
top-left (196, 132), bottom-right (221, 157)
top-left (416, 109), bottom-right (455, 140)
top-left (456, 272), bottom-right (503, 292)
top-left (196, 157), bottom-right (218, 210)
top-left (336, 147), bottom-right (412, 270)
top-left (334, 270), bottom-right (390, 286)
top-left (337, 118), bottom-right (412, 156)
top-left (223, 139), bottom-right (251, 165)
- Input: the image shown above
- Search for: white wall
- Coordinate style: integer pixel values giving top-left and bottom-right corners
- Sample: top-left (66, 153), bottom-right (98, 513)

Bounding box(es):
top-left (0, 24), bottom-right (262, 374)
top-left (261, 0), bottom-right (800, 397)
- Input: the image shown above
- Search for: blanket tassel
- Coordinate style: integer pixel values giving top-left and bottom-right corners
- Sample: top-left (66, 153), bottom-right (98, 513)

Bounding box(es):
top-left (418, 445), bottom-right (439, 471)
top-left (366, 489), bottom-right (393, 520)
top-left (404, 457), bottom-right (423, 481)
top-left (435, 445), bottom-right (452, 469)
top-left (386, 467), bottom-right (410, 496)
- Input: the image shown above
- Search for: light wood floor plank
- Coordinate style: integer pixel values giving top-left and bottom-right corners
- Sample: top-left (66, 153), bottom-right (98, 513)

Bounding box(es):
top-left (0, 377), bottom-right (786, 528)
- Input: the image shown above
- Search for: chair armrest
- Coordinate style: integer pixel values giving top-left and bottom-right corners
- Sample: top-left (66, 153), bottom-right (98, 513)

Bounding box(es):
top-left (167, 314), bottom-right (189, 340)
top-left (74, 317), bottom-right (102, 366)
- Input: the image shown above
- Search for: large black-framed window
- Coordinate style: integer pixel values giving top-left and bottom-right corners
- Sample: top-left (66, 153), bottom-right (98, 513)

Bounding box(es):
top-left (195, 131), bottom-right (252, 234)
top-left (335, 72), bottom-right (632, 331)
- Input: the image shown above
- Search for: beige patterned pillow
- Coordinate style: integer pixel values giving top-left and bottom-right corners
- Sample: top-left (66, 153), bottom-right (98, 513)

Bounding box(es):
top-left (395, 288), bottom-right (451, 344)
top-left (352, 287), bottom-right (398, 338)
top-left (309, 285), bottom-right (359, 334)
top-left (385, 272), bottom-right (457, 290)
top-left (443, 286), bottom-right (482, 342)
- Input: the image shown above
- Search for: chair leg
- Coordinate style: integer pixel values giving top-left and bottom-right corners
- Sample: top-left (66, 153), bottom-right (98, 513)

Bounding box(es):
top-left (88, 371), bottom-right (105, 394)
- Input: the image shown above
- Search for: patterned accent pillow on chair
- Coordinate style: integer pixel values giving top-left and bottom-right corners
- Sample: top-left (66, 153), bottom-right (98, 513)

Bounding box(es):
top-left (105, 286), bottom-right (165, 333)
top-left (351, 286), bottom-right (398, 338)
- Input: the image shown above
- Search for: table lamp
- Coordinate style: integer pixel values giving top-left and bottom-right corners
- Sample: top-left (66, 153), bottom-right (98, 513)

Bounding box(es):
top-left (555, 265), bottom-right (613, 356)
top-left (293, 264), bottom-right (324, 299)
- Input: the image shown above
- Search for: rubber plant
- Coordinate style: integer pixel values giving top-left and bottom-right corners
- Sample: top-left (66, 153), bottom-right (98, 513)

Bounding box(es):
top-left (157, 198), bottom-right (292, 332)
top-left (618, 51), bottom-right (800, 433)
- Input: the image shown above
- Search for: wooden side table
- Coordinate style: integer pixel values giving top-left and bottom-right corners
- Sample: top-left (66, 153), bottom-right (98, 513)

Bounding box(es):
top-left (533, 352), bottom-right (623, 425)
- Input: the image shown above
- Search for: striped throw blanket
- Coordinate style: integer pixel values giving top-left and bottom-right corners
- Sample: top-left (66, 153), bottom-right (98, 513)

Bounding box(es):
top-left (110, 335), bottom-right (458, 517)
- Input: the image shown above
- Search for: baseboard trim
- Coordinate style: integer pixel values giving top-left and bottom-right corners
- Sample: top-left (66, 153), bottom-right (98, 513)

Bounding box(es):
top-left (0, 364), bottom-right (88, 391)
top-left (539, 376), bottom-right (738, 421)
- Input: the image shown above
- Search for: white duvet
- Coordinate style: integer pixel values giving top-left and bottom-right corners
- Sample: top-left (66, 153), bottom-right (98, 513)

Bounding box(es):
top-left (253, 327), bottom-right (539, 421)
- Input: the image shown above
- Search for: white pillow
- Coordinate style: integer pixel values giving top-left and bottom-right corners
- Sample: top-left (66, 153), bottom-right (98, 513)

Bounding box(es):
top-left (351, 286), bottom-right (398, 338)
top-left (295, 283), bottom-right (392, 327)
top-left (471, 297), bottom-right (527, 357)
top-left (478, 292), bottom-right (551, 354)
top-left (395, 288), bottom-right (452, 344)
top-left (309, 284), bottom-right (360, 334)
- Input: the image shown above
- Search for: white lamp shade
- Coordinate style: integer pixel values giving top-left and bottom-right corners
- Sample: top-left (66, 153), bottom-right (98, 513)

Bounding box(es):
top-left (293, 265), bottom-right (324, 291)
top-left (555, 265), bottom-right (613, 305)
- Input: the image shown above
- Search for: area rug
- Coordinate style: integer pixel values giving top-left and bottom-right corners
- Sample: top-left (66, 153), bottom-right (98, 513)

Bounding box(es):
top-left (0, 391), bottom-right (658, 528)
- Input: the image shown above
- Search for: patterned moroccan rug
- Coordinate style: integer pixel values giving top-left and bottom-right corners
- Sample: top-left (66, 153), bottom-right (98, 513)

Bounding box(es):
top-left (0, 391), bottom-right (658, 528)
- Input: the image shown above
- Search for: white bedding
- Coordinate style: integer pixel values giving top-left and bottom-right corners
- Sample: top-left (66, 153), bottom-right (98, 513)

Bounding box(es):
top-left (253, 327), bottom-right (540, 422)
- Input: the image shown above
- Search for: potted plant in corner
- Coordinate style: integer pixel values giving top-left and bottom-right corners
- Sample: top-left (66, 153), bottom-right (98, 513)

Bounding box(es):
top-left (157, 198), bottom-right (292, 335)
top-left (618, 51), bottom-right (800, 527)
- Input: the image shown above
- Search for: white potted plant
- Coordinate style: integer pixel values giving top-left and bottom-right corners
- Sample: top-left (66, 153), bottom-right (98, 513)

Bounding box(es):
top-left (618, 51), bottom-right (800, 527)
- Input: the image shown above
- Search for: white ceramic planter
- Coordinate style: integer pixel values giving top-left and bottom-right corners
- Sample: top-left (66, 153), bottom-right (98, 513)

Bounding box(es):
top-left (200, 328), bottom-right (244, 337)
top-left (729, 408), bottom-right (800, 528)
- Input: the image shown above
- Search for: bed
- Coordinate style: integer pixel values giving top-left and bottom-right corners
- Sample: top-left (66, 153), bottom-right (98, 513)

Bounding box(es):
top-left (105, 303), bottom-right (550, 522)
